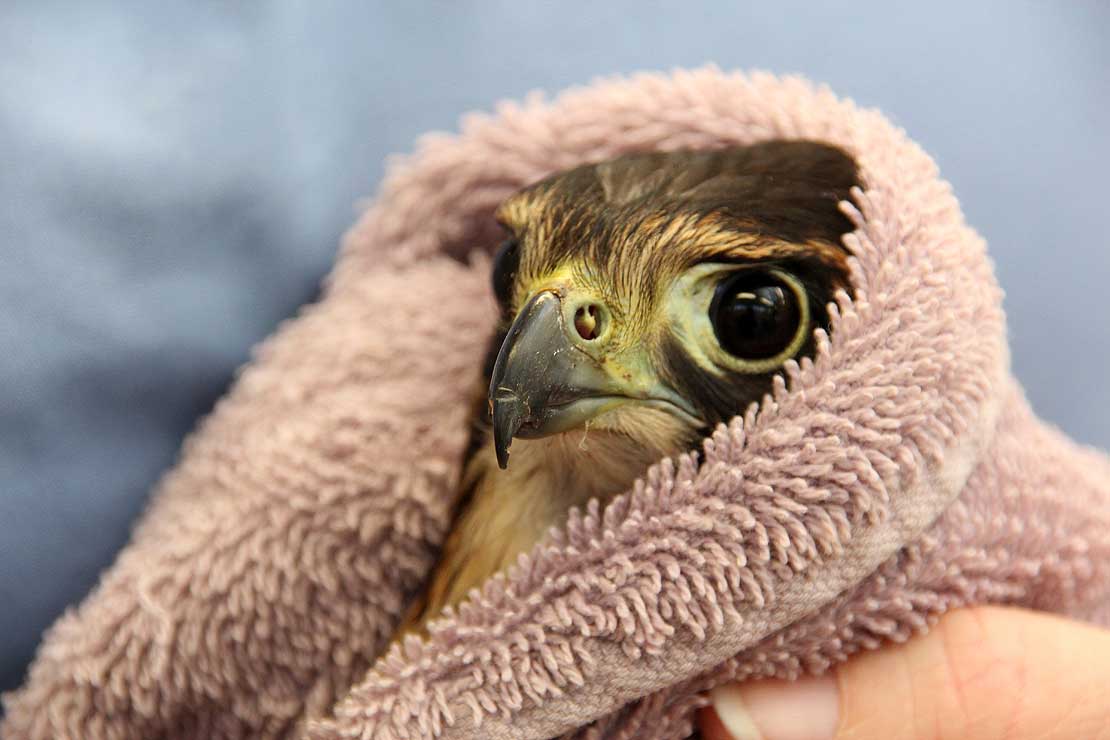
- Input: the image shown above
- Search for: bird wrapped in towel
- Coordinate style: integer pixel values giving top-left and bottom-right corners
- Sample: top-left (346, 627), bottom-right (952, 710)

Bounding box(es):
top-left (9, 70), bottom-right (1109, 740)
top-left (396, 140), bottom-right (862, 638)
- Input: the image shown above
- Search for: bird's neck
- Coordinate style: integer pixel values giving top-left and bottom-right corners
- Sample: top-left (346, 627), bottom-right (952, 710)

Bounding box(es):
top-left (394, 406), bottom-right (700, 640)
top-left (427, 428), bottom-right (672, 617)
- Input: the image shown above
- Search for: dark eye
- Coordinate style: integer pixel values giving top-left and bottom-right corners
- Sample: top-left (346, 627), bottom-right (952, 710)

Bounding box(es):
top-left (491, 238), bottom-right (519, 307)
top-left (710, 270), bottom-right (805, 360)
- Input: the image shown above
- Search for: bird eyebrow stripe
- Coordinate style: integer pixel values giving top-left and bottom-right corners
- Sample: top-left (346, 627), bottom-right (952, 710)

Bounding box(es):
top-left (694, 238), bottom-right (850, 267)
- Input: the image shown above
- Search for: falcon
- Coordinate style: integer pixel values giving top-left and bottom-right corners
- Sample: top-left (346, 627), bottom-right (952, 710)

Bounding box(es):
top-left (395, 140), bottom-right (860, 639)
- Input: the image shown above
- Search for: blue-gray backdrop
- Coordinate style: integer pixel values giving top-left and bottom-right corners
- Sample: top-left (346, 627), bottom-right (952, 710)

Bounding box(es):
top-left (2, 1), bottom-right (1108, 695)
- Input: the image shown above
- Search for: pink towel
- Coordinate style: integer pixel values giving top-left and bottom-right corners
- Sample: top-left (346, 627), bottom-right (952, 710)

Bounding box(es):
top-left (5, 67), bottom-right (1109, 740)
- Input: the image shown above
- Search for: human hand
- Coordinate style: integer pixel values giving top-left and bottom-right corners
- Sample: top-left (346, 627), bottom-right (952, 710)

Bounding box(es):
top-left (698, 606), bottom-right (1110, 740)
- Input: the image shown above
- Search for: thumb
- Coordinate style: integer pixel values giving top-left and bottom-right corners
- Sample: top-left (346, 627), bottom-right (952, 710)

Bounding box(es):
top-left (699, 606), bottom-right (1110, 740)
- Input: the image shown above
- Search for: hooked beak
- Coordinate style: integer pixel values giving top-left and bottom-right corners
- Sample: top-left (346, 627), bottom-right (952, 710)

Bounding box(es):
top-left (488, 290), bottom-right (698, 469)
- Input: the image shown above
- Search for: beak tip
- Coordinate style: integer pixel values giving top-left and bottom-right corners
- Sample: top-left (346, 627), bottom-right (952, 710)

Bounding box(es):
top-left (490, 388), bottom-right (524, 471)
top-left (493, 418), bottom-right (513, 469)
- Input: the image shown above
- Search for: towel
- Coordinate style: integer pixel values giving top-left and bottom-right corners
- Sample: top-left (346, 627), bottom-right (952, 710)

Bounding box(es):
top-left (4, 67), bottom-right (1109, 740)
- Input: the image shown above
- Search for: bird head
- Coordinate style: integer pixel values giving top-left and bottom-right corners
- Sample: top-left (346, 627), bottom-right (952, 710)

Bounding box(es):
top-left (486, 141), bottom-right (861, 469)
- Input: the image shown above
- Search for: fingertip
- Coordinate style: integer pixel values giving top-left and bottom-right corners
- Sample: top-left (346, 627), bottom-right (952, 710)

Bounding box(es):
top-left (697, 703), bottom-right (737, 740)
top-left (700, 677), bottom-right (839, 740)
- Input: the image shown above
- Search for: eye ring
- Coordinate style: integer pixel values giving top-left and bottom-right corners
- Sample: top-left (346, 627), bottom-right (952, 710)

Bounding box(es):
top-left (708, 268), bottom-right (810, 372)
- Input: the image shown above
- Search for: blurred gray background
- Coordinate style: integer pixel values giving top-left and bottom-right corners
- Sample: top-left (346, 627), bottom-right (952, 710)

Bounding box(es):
top-left (1, 1), bottom-right (1107, 696)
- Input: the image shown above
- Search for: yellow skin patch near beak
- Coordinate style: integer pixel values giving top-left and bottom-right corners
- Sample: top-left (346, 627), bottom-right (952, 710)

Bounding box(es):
top-left (522, 264), bottom-right (701, 425)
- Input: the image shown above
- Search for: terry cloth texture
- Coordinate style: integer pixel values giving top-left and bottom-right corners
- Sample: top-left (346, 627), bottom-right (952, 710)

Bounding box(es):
top-left (4, 68), bottom-right (1110, 740)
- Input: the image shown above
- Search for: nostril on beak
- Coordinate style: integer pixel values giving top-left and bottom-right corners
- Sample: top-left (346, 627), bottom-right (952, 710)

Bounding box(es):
top-left (573, 303), bottom-right (603, 341)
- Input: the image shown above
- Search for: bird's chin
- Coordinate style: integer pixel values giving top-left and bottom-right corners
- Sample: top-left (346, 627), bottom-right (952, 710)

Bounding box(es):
top-left (514, 396), bottom-right (701, 440)
top-left (517, 398), bottom-right (704, 464)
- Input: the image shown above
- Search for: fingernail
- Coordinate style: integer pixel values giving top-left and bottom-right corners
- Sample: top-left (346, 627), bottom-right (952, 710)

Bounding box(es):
top-left (709, 675), bottom-right (839, 740)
